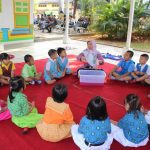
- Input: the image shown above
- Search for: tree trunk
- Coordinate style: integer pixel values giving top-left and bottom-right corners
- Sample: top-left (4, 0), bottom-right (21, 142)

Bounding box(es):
top-left (73, 0), bottom-right (78, 18)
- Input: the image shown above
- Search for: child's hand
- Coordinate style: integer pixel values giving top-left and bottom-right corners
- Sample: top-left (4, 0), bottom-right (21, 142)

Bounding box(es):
top-left (35, 72), bottom-right (42, 80)
top-left (62, 71), bottom-right (65, 77)
top-left (31, 101), bottom-right (35, 107)
top-left (6, 77), bottom-right (10, 81)
top-left (81, 57), bottom-right (87, 63)
top-left (98, 60), bottom-right (104, 65)
top-left (141, 106), bottom-right (148, 115)
top-left (135, 71), bottom-right (140, 75)
top-left (139, 72), bottom-right (144, 75)
top-left (116, 75), bottom-right (121, 80)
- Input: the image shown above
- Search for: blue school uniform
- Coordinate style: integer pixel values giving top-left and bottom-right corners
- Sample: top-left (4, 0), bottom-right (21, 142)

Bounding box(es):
top-left (136, 63), bottom-right (149, 73)
top-left (78, 116), bottom-right (111, 144)
top-left (116, 59), bottom-right (135, 75)
top-left (57, 57), bottom-right (71, 74)
top-left (44, 58), bottom-right (62, 81)
top-left (118, 111), bottom-right (149, 144)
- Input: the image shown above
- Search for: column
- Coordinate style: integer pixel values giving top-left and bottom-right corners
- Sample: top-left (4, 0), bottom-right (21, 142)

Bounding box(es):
top-left (63, 0), bottom-right (70, 44)
top-left (126, 0), bottom-right (135, 50)
top-left (59, 0), bottom-right (64, 13)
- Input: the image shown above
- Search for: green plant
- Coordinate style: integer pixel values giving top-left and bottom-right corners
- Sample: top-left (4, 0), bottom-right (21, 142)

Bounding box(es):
top-left (94, 0), bottom-right (150, 40)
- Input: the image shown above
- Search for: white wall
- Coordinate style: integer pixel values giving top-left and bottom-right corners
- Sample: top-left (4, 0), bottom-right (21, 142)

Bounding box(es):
top-left (0, 0), bottom-right (34, 30)
top-left (0, 0), bottom-right (14, 30)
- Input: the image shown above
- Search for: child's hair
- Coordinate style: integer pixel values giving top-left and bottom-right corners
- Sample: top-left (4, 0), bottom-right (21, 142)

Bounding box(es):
top-left (24, 54), bottom-right (33, 63)
top-left (57, 47), bottom-right (65, 56)
top-left (0, 53), bottom-right (9, 61)
top-left (127, 50), bottom-right (134, 58)
top-left (86, 96), bottom-right (108, 121)
top-left (9, 76), bottom-right (25, 103)
top-left (125, 94), bottom-right (141, 118)
top-left (141, 54), bottom-right (149, 60)
top-left (52, 83), bottom-right (68, 103)
top-left (48, 49), bottom-right (57, 57)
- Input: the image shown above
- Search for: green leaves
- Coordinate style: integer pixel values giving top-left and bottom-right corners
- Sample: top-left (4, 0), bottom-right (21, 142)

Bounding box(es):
top-left (93, 0), bottom-right (150, 40)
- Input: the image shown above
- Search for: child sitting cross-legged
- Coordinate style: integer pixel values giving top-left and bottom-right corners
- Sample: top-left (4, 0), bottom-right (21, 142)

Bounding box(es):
top-left (7, 76), bottom-right (43, 134)
top-left (44, 49), bottom-right (65, 84)
top-left (111, 94), bottom-right (149, 147)
top-left (36, 84), bottom-right (75, 142)
top-left (110, 50), bottom-right (135, 81)
top-left (123, 54), bottom-right (150, 83)
top-left (57, 47), bottom-right (72, 75)
top-left (71, 96), bottom-right (113, 150)
top-left (0, 53), bottom-right (15, 85)
top-left (21, 54), bottom-right (42, 85)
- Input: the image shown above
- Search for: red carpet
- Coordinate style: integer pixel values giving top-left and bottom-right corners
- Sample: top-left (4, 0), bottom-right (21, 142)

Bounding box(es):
top-left (0, 55), bottom-right (150, 150)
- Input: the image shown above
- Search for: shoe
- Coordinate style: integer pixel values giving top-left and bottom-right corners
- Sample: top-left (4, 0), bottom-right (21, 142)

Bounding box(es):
top-left (35, 80), bottom-right (42, 85)
top-left (22, 127), bottom-right (29, 134)
top-left (29, 81), bottom-right (35, 85)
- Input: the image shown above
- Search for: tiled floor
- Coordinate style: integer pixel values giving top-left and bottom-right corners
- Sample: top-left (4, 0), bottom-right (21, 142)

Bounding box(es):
top-left (1, 39), bottom-right (150, 65)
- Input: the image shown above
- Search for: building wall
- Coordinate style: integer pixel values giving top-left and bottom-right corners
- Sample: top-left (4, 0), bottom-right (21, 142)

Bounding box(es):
top-left (0, 0), bottom-right (14, 30)
top-left (34, 3), bottom-right (59, 16)
top-left (0, 0), bottom-right (34, 44)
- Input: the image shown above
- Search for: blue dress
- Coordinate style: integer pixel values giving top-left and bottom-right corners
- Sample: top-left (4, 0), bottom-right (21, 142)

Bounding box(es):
top-left (116, 59), bottom-right (135, 75)
top-left (118, 111), bottom-right (149, 144)
top-left (44, 58), bottom-right (62, 81)
top-left (57, 57), bottom-right (71, 74)
top-left (78, 116), bottom-right (111, 144)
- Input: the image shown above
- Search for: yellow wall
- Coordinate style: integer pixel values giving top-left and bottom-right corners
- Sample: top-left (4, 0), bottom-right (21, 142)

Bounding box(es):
top-left (34, 3), bottom-right (59, 15)
top-left (34, 2), bottom-right (73, 16)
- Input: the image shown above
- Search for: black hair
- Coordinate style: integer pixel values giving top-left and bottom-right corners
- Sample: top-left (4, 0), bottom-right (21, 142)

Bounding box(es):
top-left (86, 96), bottom-right (108, 121)
top-left (52, 84), bottom-right (68, 103)
top-left (127, 50), bottom-right (134, 58)
top-left (24, 54), bottom-right (33, 63)
top-left (48, 49), bottom-right (57, 57)
top-left (0, 53), bottom-right (9, 61)
top-left (87, 41), bottom-right (91, 44)
top-left (141, 54), bottom-right (149, 60)
top-left (125, 94), bottom-right (141, 118)
top-left (9, 76), bottom-right (25, 103)
top-left (57, 47), bottom-right (65, 56)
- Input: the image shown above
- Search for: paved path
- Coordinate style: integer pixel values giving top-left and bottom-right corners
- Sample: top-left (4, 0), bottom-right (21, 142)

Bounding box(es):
top-left (2, 39), bottom-right (150, 65)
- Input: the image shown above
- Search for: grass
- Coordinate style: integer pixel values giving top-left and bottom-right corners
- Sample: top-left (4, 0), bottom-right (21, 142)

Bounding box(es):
top-left (71, 34), bottom-right (150, 53)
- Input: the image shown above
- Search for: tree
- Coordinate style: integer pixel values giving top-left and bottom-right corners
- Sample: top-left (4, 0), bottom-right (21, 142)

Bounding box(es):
top-left (73, 0), bottom-right (79, 18)
top-left (94, 0), bottom-right (150, 40)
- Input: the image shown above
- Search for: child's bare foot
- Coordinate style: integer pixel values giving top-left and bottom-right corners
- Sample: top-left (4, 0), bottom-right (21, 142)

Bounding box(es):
top-left (46, 79), bottom-right (56, 84)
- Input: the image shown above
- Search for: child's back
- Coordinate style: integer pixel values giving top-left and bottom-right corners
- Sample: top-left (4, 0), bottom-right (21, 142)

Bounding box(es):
top-left (36, 84), bottom-right (75, 142)
top-left (78, 116), bottom-right (111, 144)
top-left (111, 94), bottom-right (149, 147)
top-left (118, 111), bottom-right (148, 144)
top-left (71, 96), bottom-right (113, 150)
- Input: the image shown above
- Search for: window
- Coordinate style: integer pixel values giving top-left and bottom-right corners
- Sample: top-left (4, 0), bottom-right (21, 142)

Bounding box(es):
top-left (15, 0), bottom-right (29, 13)
top-left (39, 4), bottom-right (47, 7)
top-left (0, 0), bottom-right (2, 12)
top-left (52, 4), bottom-right (58, 7)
